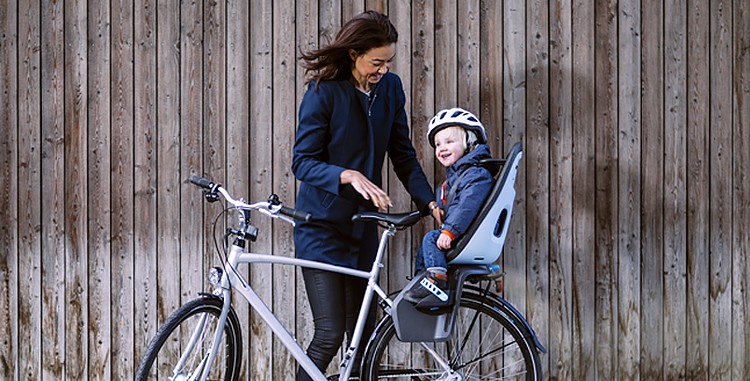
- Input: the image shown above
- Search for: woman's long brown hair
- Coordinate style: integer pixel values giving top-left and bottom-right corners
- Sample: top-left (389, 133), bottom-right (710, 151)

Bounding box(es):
top-left (300, 11), bottom-right (398, 85)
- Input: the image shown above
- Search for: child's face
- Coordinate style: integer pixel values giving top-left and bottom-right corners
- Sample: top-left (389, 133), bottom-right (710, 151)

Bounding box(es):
top-left (434, 127), bottom-right (466, 168)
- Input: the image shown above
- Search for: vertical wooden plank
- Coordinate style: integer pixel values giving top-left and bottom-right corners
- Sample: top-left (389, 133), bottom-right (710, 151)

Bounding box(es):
top-left (571, 0), bottom-right (596, 379)
top-left (342, 0), bottom-right (365, 23)
top-left (272, 0), bottom-right (297, 378)
top-left (226, 0), bottom-right (250, 377)
top-left (384, 0), bottom-right (412, 322)
top-left (479, 0), bottom-right (502, 154)
top-left (203, 0), bottom-right (226, 283)
top-left (435, 0), bottom-right (457, 287)
top-left (410, 0), bottom-right (435, 270)
top-left (87, 0), bottom-right (112, 378)
top-left (0, 0), bottom-right (18, 379)
top-left (593, 0), bottom-right (618, 378)
top-left (407, 0), bottom-right (435, 370)
top-left (249, 0), bottom-right (274, 378)
top-left (525, 0), bottom-right (550, 375)
top-left (155, 0), bottom-right (182, 377)
top-left (367, 0), bottom-right (387, 14)
top-left (133, 0), bottom-right (158, 366)
top-left (617, 1), bottom-right (641, 380)
top-left (111, 0), bottom-right (135, 378)
top-left (548, 0), bottom-right (574, 379)
top-left (64, 0), bottom-right (88, 379)
top-left (641, 0), bottom-right (665, 377)
top-left (180, 0), bottom-right (204, 304)
top-left (458, 0), bottom-right (480, 111)
top-left (502, 0), bottom-right (526, 315)
top-left (295, 0), bottom-right (319, 374)
top-left (435, 0), bottom-right (457, 110)
top-left (708, 0), bottom-right (733, 379)
top-left (17, 1), bottom-right (42, 379)
top-left (40, 0), bottom-right (66, 377)
top-left (664, 0), bottom-right (688, 379)
top-left (733, 1), bottom-right (750, 379)
top-left (686, 0), bottom-right (710, 378)
top-left (318, 0), bottom-right (341, 46)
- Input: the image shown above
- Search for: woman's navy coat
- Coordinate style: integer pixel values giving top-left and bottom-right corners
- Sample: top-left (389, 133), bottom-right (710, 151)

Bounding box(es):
top-left (292, 72), bottom-right (434, 270)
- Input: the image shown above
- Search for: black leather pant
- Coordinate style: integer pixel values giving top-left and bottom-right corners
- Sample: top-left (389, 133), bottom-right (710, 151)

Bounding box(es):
top-left (296, 268), bottom-right (376, 381)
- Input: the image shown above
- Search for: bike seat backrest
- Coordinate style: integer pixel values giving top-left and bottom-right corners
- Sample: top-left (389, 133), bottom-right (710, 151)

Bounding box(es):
top-left (446, 142), bottom-right (523, 265)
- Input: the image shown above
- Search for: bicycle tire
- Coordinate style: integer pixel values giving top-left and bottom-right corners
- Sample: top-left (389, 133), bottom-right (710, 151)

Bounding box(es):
top-left (135, 295), bottom-right (242, 381)
top-left (361, 292), bottom-right (542, 380)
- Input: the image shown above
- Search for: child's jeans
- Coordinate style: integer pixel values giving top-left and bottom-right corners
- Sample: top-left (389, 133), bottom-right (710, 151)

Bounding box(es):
top-left (415, 229), bottom-right (448, 273)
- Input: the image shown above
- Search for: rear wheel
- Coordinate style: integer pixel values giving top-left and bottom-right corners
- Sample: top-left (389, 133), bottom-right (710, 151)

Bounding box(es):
top-left (135, 296), bottom-right (242, 381)
top-left (361, 292), bottom-right (542, 380)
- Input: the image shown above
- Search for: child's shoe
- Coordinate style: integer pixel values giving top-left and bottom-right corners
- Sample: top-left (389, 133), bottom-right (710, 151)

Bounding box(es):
top-left (403, 268), bottom-right (449, 304)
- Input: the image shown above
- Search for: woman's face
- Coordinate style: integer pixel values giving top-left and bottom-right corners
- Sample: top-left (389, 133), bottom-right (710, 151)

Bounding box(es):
top-left (351, 43), bottom-right (396, 88)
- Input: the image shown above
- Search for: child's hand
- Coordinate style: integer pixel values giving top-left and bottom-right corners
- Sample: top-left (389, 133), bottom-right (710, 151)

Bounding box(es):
top-left (437, 232), bottom-right (453, 250)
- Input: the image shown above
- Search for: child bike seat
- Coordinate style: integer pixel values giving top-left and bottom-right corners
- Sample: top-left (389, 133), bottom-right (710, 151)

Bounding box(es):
top-left (445, 142), bottom-right (523, 265)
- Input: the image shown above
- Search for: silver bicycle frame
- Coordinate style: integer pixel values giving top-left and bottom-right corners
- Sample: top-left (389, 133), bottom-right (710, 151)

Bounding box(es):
top-left (219, 226), bottom-right (397, 381)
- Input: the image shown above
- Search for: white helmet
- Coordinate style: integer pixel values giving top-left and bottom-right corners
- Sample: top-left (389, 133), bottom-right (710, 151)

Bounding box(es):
top-left (426, 107), bottom-right (487, 148)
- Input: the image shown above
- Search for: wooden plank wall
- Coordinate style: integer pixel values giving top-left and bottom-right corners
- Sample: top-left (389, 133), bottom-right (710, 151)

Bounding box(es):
top-left (1, 0), bottom-right (749, 380)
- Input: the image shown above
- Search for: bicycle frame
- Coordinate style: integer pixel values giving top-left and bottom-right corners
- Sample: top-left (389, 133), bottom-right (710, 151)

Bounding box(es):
top-left (211, 224), bottom-right (396, 381)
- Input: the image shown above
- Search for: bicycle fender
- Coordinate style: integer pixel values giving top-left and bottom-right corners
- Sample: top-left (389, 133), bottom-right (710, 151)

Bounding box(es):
top-left (463, 285), bottom-right (547, 354)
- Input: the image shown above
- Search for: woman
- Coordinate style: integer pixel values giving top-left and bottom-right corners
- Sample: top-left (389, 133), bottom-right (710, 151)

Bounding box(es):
top-left (291, 10), bottom-right (440, 380)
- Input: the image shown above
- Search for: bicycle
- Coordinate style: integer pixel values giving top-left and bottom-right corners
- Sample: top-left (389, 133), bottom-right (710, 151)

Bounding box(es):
top-left (135, 142), bottom-right (545, 380)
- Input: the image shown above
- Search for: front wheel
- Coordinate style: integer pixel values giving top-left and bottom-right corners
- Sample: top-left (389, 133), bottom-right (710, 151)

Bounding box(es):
top-left (135, 296), bottom-right (242, 381)
top-left (361, 292), bottom-right (542, 380)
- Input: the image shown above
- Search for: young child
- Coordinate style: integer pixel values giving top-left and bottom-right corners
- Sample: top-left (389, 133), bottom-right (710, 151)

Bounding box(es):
top-left (403, 108), bottom-right (495, 304)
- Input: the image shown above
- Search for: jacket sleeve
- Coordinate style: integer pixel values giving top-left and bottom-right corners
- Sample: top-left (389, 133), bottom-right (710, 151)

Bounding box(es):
top-left (291, 84), bottom-right (346, 196)
top-left (441, 168), bottom-right (494, 237)
top-left (386, 78), bottom-right (435, 214)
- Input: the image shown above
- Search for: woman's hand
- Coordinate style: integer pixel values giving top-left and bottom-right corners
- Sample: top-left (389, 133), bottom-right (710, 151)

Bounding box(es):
top-left (429, 202), bottom-right (444, 225)
top-left (340, 169), bottom-right (393, 210)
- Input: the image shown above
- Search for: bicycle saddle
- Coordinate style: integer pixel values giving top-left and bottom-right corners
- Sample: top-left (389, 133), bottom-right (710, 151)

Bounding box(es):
top-left (351, 210), bottom-right (421, 227)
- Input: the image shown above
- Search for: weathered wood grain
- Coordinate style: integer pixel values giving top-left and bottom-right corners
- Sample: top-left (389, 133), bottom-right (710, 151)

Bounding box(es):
top-left (641, 0), bottom-right (665, 378)
top-left (686, 1), bottom-right (710, 378)
top-left (64, 0), bottom-right (88, 378)
top-left (593, 1), bottom-right (618, 379)
top-left (40, 0), bottom-right (66, 378)
top-left (732, 1), bottom-right (750, 379)
top-left (272, 0), bottom-right (297, 378)
top-left (571, 0), bottom-right (596, 379)
top-left (548, 0), bottom-right (573, 379)
top-left (616, 1), bottom-right (641, 380)
top-left (249, 0), bottom-right (274, 378)
top-left (709, 1), bottom-right (733, 380)
top-left (2, 2), bottom-right (750, 380)
top-left (17, 1), bottom-right (42, 379)
top-left (526, 0), bottom-right (550, 376)
top-left (86, 0), bottom-right (112, 378)
top-left (133, 0), bottom-right (158, 370)
top-left (664, 0), bottom-right (688, 379)
top-left (111, 0), bottom-right (135, 378)
top-left (154, 0), bottom-right (182, 378)
top-left (0, 0), bottom-right (18, 379)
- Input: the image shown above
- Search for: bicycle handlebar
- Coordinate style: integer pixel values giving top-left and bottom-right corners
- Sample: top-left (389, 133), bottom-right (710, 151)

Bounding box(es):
top-left (189, 175), bottom-right (312, 223)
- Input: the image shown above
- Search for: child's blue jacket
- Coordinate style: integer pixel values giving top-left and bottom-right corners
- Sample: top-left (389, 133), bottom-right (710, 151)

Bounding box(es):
top-left (438, 144), bottom-right (495, 238)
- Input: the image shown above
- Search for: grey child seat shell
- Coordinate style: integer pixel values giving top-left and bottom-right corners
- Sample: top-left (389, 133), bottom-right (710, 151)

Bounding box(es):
top-left (446, 141), bottom-right (523, 265)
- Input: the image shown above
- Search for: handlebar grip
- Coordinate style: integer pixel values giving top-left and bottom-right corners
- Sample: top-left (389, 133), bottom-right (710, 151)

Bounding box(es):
top-left (189, 175), bottom-right (214, 190)
top-left (279, 206), bottom-right (312, 223)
